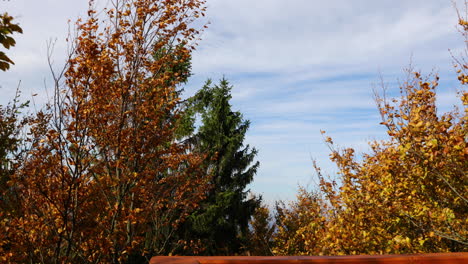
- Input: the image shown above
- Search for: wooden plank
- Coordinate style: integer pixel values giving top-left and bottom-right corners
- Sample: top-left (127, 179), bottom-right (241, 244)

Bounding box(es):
top-left (150, 253), bottom-right (468, 264)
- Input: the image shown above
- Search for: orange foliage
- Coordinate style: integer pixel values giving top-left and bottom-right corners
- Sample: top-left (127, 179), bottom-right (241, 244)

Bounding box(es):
top-left (0, 0), bottom-right (209, 263)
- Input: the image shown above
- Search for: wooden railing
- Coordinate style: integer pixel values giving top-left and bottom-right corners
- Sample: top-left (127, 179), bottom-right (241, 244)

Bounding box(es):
top-left (150, 253), bottom-right (468, 264)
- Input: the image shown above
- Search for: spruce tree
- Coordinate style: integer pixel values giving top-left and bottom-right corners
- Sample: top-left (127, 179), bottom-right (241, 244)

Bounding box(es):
top-left (179, 78), bottom-right (260, 255)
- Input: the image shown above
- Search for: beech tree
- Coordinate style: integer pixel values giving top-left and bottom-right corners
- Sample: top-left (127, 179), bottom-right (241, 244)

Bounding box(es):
top-left (272, 188), bottom-right (326, 256)
top-left (272, 72), bottom-right (466, 257)
top-left (0, 90), bottom-right (30, 208)
top-left (274, 15), bottom-right (467, 255)
top-left (1, 0), bottom-right (209, 263)
top-left (312, 67), bottom-right (467, 254)
top-left (245, 204), bottom-right (276, 256)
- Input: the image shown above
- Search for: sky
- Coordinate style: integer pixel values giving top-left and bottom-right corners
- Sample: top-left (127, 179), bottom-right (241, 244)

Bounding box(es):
top-left (1, 0), bottom-right (466, 204)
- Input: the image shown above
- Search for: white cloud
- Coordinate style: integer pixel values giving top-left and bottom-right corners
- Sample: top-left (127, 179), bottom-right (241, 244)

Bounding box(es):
top-left (1, 0), bottom-right (466, 204)
top-left (191, 0), bottom-right (462, 75)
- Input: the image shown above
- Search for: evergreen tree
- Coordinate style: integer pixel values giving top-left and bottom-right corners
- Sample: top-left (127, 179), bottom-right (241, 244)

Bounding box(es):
top-left (178, 78), bottom-right (261, 255)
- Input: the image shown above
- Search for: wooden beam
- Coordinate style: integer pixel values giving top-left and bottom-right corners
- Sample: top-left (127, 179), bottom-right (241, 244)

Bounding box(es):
top-left (150, 253), bottom-right (468, 264)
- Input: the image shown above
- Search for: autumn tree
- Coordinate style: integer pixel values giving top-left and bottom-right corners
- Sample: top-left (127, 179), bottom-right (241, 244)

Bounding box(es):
top-left (175, 79), bottom-right (261, 255)
top-left (309, 65), bottom-right (467, 254)
top-left (0, 12), bottom-right (25, 186)
top-left (0, 91), bottom-right (34, 264)
top-left (272, 188), bottom-right (327, 256)
top-left (276, 28), bottom-right (467, 258)
top-left (1, 0), bottom-right (209, 263)
top-left (0, 89), bottom-right (30, 205)
top-left (272, 72), bottom-right (467, 257)
top-left (245, 204), bottom-right (276, 256)
top-left (0, 13), bottom-right (28, 261)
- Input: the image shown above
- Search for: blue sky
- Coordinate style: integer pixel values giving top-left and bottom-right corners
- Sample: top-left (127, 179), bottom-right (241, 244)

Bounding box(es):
top-left (1, 0), bottom-right (466, 204)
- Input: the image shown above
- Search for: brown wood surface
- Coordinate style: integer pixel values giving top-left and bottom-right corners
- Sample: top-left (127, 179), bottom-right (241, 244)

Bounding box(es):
top-left (150, 253), bottom-right (468, 264)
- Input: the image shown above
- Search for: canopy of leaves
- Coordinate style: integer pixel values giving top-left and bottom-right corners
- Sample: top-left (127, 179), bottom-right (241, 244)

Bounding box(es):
top-left (245, 204), bottom-right (276, 256)
top-left (273, 188), bottom-right (327, 256)
top-left (0, 89), bottom-right (31, 217)
top-left (0, 0), bottom-right (209, 263)
top-left (0, 13), bottom-right (22, 71)
top-left (270, 6), bottom-right (468, 256)
top-left (272, 63), bottom-right (467, 256)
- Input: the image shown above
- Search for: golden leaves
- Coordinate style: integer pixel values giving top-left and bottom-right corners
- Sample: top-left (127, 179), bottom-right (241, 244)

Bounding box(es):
top-left (280, 66), bottom-right (467, 255)
top-left (1, 0), bottom-right (209, 263)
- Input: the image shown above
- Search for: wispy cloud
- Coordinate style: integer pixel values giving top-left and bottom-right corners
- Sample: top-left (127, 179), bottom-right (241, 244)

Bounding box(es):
top-left (192, 0), bottom-right (461, 74)
top-left (1, 0), bottom-right (465, 203)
